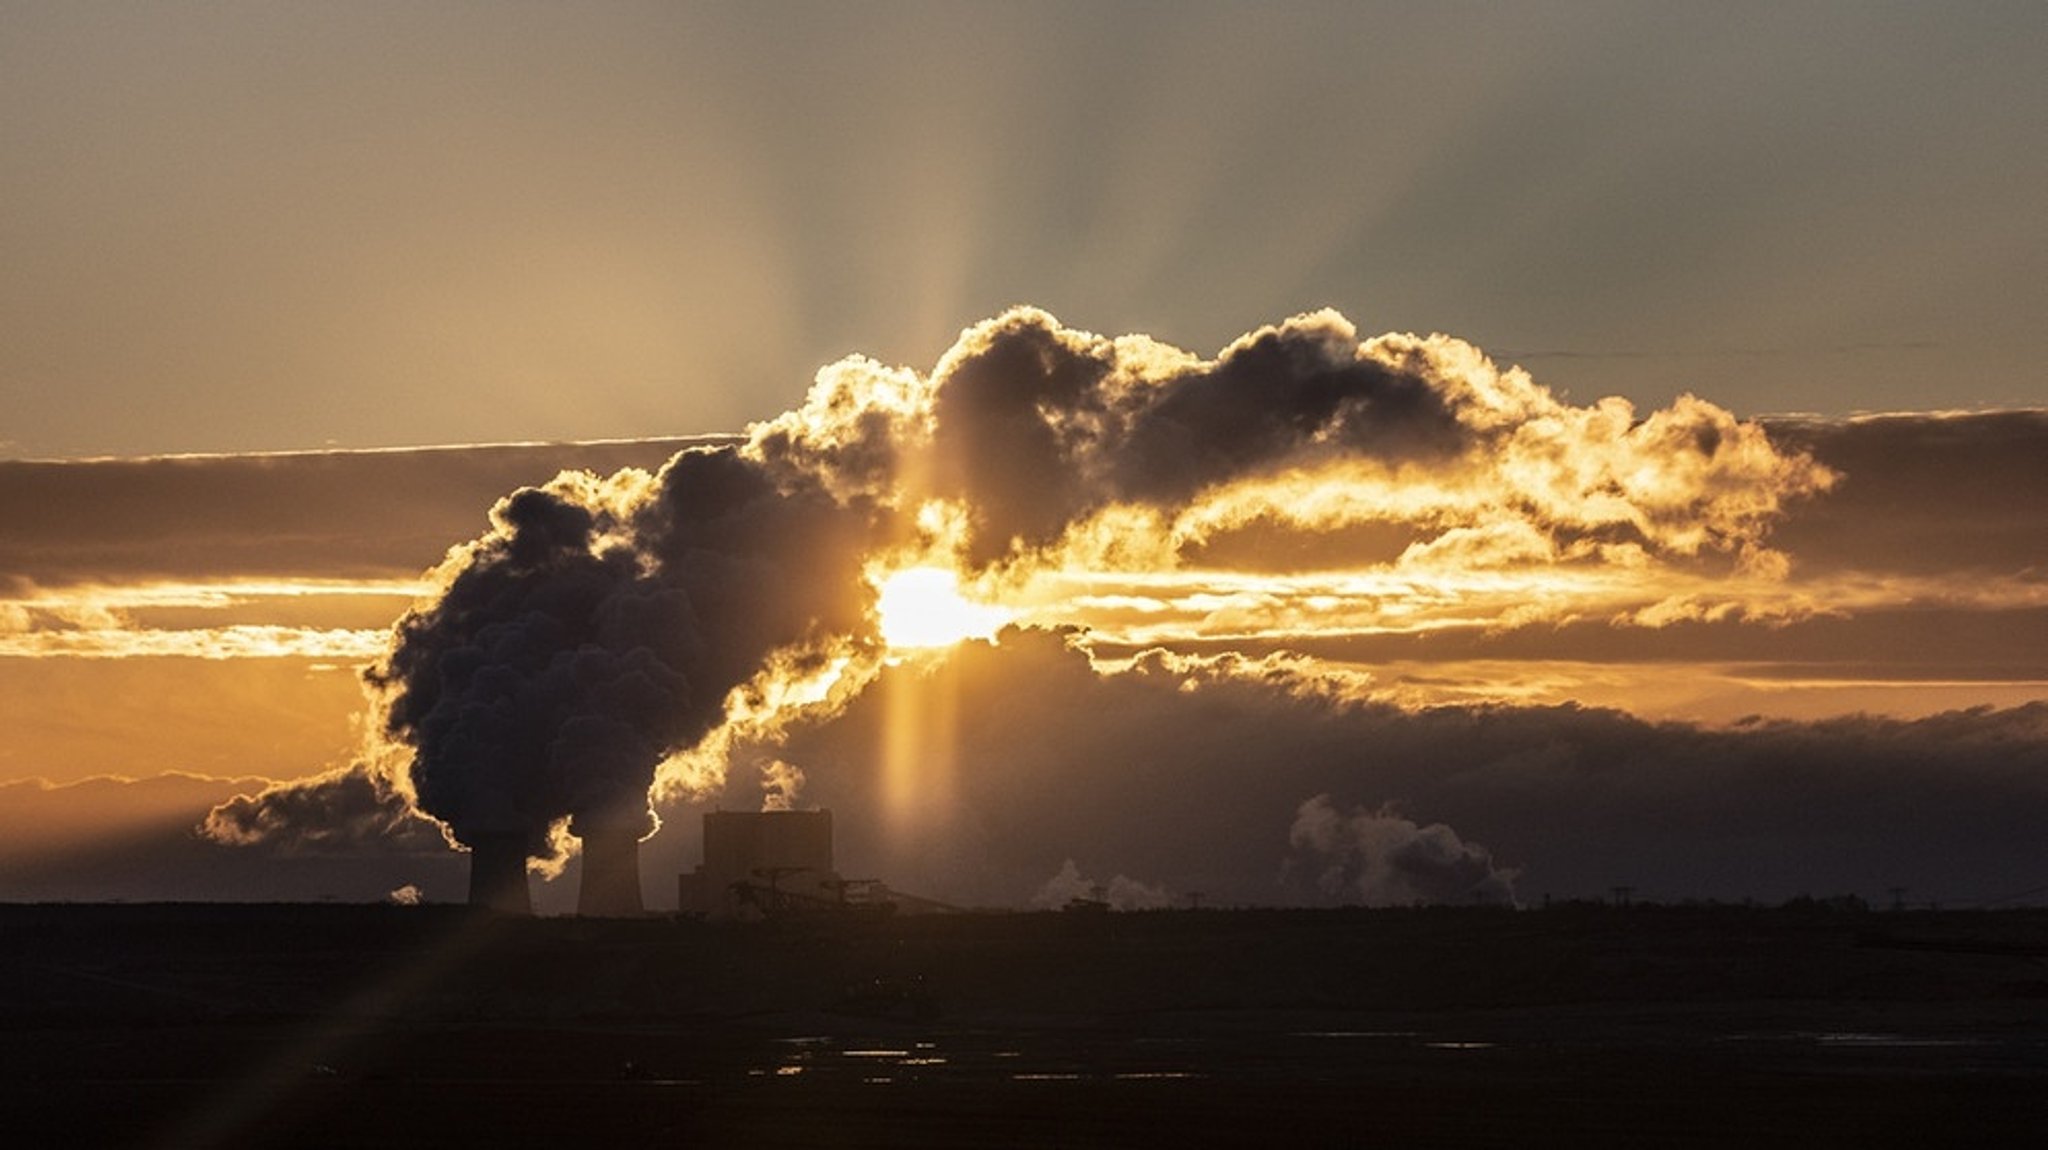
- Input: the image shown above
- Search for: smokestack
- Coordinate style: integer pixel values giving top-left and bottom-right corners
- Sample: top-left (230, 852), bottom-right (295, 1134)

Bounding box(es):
top-left (467, 833), bottom-right (532, 914)
top-left (575, 812), bottom-right (645, 917)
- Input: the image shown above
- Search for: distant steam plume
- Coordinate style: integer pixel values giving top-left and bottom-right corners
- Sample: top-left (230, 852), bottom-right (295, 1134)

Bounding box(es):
top-left (201, 766), bottom-right (443, 856)
top-left (758, 759), bottom-right (808, 812)
top-left (1032, 859), bottom-right (1174, 911)
top-left (1289, 795), bottom-right (1518, 907)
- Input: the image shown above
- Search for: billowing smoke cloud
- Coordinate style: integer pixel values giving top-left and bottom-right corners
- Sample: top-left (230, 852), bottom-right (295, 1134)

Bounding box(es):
top-left (1288, 795), bottom-right (1518, 907)
top-left (217, 307), bottom-right (1832, 876)
top-left (201, 766), bottom-right (446, 856)
top-left (6, 773), bottom-right (467, 904)
top-left (364, 451), bottom-right (877, 861)
top-left (759, 308), bottom-right (1829, 576)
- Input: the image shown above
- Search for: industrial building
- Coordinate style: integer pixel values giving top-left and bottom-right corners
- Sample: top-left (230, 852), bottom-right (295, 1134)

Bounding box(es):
top-left (678, 809), bottom-right (901, 919)
top-left (678, 809), bottom-right (841, 918)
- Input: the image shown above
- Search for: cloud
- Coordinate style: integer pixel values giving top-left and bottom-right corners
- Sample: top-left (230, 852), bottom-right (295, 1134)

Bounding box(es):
top-left (0, 439), bottom-right (731, 669)
top-left (200, 766), bottom-right (447, 857)
top-left (1288, 795), bottom-right (1517, 907)
top-left (748, 630), bottom-right (2048, 909)
top-left (0, 773), bottom-right (464, 903)
top-left (0, 439), bottom-right (720, 588)
top-left (1763, 411), bottom-right (2048, 579)
top-left (885, 309), bottom-right (1833, 575)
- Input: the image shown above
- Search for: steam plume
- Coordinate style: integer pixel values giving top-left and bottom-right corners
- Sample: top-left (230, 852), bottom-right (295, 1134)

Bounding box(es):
top-left (1031, 859), bottom-right (1174, 911)
top-left (365, 451), bottom-right (878, 903)
top-left (1289, 795), bottom-right (1518, 907)
top-left (230, 308), bottom-right (1828, 899)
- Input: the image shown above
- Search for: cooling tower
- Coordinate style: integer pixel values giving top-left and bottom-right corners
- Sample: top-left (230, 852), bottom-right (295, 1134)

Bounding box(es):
top-left (575, 819), bottom-right (645, 917)
top-left (466, 833), bottom-right (532, 914)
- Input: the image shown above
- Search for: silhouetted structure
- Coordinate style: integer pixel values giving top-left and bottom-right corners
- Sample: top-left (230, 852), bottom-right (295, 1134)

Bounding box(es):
top-left (466, 834), bottom-right (532, 914)
top-left (574, 808), bottom-right (646, 917)
top-left (678, 809), bottom-right (841, 918)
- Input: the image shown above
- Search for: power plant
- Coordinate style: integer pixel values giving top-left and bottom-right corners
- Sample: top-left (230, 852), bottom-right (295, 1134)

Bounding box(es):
top-left (464, 806), bottom-right (944, 918)
top-left (678, 809), bottom-right (846, 918)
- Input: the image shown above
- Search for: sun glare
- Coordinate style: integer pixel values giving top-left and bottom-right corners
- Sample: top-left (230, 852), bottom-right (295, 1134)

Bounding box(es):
top-left (873, 567), bottom-right (1011, 650)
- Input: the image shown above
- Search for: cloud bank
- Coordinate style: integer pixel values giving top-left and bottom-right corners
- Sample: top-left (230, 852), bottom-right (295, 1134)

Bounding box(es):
top-left (751, 631), bottom-right (2048, 908)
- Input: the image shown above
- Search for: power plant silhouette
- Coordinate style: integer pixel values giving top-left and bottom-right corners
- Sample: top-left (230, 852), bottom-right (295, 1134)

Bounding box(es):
top-left (678, 809), bottom-right (842, 918)
top-left (462, 807), bottom-right (947, 918)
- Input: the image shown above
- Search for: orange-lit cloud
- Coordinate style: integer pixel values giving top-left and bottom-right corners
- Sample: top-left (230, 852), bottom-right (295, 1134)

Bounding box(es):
top-left (0, 578), bottom-right (422, 659)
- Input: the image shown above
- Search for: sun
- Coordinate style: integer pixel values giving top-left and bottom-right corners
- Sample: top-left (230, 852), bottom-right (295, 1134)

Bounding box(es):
top-left (872, 566), bottom-right (1012, 650)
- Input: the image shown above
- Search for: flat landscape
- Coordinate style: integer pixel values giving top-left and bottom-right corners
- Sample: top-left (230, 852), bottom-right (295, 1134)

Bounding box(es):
top-left (5, 903), bottom-right (2047, 1147)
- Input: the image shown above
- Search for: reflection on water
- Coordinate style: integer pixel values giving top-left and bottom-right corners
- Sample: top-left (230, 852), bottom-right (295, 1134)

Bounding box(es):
top-left (711, 1016), bottom-right (2048, 1089)
top-left (744, 1030), bottom-right (1212, 1085)
top-left (1810, 1032), bottom-right (1981, 1049)
top-left (1720, 1030), bottom-right (2002, 1057)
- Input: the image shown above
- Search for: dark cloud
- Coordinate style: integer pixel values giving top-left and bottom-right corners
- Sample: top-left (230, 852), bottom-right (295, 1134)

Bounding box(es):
top-left (1091, 606), bottom-right (2048, 683)
top-left (0, 774), bottom-right (464, 903)
top-left (201, 768), bottom-right (446, 857)
top-left (1111, 316), bottom-right (1464, 504)
top-left (927, 311), bottom-right (1119, 564)
top-left (39, 638), bottom-right (2048, 911)
top-left (919, 309), bottom-right (1810, 568)
top-left (0, 438), bottom-right (721, 586)
top-left (749, 631), bottom-right (2048, 909)
top-left (1764, 411), bottom-right (2048, 579)
top-left (923, 309), bottom-right (1464, 560)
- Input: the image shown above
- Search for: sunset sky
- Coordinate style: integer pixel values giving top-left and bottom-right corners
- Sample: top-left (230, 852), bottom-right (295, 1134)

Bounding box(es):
top-left (4, 3), bottom-right (2045, 911)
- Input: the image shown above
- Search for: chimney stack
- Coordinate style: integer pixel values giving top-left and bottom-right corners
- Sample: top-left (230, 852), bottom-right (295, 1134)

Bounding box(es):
top-left (574, 808), bottom-right (645, 917)
top-left (466, 833), bottom-right (532, 914)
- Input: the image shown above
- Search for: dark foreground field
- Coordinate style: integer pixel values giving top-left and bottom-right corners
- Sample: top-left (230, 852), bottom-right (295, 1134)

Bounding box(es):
top-left (4, 903), bottom-right (2048, 1148)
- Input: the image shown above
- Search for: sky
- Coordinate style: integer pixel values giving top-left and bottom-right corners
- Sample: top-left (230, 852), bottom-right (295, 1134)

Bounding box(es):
top-left (3, 3), bottom-right (2046, 911)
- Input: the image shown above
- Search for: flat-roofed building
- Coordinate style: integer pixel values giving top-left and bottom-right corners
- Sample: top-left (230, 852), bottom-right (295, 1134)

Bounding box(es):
top-left (678, 809), bottom-right (842, 918)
